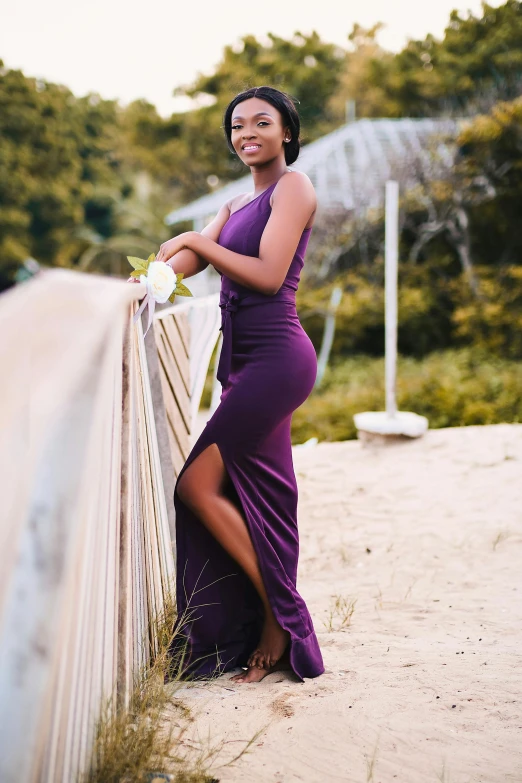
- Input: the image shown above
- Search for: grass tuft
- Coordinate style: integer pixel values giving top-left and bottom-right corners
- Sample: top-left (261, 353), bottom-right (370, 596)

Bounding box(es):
top-left (492, 529), bottom-right (510, 551)
top-left (84, 588), bottom-right (258, 783)
top-left (324, 595), bottom-right (357, 632)
top-left (365, 736), bottom-right (380, 782)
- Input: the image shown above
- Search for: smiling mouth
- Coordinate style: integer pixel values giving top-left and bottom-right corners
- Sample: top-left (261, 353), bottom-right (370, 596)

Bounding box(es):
top-left (242, 144), bottom-right (261, 152)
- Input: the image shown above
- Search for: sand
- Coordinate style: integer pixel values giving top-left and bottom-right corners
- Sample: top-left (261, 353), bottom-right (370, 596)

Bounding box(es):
top-left (173, 423), bottom-right (522, 783)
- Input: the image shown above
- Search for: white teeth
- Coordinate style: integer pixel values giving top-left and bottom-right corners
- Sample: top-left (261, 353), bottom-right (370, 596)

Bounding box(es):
top-left (244, 145), bottom-right (259, 150)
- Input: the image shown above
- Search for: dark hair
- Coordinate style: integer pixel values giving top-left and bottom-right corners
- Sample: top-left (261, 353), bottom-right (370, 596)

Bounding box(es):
top-left (223, 86), bottom-right (301, 165)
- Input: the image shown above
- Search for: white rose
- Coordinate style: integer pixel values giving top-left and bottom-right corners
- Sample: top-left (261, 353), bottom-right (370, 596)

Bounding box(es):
top-left (140, 261), bottom-right (176, 303)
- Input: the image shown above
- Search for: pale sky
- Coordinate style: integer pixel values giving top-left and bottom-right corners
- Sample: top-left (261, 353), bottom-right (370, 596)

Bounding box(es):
top-left (1, 0), bottom-right (503, 116)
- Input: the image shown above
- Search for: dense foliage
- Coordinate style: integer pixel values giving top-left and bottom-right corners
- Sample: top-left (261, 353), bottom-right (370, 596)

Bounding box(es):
top-left (360, 0), bottom-right (522, 117)
top-left (0, 66), bottom-right (120, 285)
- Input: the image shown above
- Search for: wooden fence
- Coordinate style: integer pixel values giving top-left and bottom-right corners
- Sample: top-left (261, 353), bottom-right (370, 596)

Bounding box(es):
top-left (0, 269), bottom-right (220, 783)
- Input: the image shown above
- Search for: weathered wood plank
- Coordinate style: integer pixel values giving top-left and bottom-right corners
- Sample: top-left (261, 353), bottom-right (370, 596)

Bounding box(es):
top-left (159, 370), bottom-right (191, 464)
top-left (173, 309), bottom-right (190, 359)
top-left (0, 271), bottom-right (175, 783)
top-left (155, 330), bottom-right (191, 435)
top-left (160, 317), bottom-right (191, 397)
top-left (143, 319), bottom-right (177, 557)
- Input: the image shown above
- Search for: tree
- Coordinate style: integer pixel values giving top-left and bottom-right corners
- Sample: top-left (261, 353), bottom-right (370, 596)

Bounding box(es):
top-left (0, 61), bottom-right (123, 288)
top-left (458, 95), bottom-right (522, 264)
top-left (364, 0), bottom-right (522, 117)
top-left (323, 24), bottom-right (394, 124)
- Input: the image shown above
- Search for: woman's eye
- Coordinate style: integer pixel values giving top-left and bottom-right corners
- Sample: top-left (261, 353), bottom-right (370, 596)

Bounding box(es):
top-left (232, 122), bottom-right (269, 130)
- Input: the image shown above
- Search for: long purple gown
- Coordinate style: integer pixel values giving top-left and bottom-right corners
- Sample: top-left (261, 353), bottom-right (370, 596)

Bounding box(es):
top-left (171, 180), bottom-right (324, 681)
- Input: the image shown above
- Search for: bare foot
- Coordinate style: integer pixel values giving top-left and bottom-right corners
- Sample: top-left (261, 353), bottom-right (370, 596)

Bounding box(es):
top-left (230, 656), bottom-right (291, 684)
top-left (247, 616), bottom-right (290, 670)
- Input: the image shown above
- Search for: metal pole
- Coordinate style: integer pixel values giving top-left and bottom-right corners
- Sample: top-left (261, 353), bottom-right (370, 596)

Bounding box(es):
top-left (315, 286), bottom-right (342, 388)
top-left (385, 180), bottom-right (399, 417)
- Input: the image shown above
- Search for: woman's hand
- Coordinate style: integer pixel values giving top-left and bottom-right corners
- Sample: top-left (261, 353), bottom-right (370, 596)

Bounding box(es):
top-left (156, 232), bottom-right (197, 264)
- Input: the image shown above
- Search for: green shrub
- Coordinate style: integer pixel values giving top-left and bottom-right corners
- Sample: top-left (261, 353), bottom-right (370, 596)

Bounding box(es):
top-left (450, 265), bottom-right (522, 358)
top-left (291, 347), bottom-right (522, 444)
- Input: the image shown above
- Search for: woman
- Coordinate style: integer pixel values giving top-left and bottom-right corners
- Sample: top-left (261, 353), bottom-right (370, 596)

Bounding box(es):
top-left (135, 85), bottom-right (324, 684)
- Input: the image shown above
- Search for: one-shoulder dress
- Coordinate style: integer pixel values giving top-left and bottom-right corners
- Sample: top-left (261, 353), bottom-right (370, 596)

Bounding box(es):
top-left (171, 180), bottom-right (324, 681)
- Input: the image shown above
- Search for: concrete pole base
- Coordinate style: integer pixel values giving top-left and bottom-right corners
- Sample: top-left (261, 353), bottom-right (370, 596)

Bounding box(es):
top-left (354, 410), bottom-right (429, 446)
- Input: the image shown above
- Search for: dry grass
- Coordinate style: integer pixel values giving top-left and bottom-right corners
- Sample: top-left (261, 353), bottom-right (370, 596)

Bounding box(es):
top-left (85, 589), bottom-right (259, 783)
top-left (435, 760), bottom-right (451, 783)
top-left (365, 737), bottom-right (381, 783)
top-left (324, 594), bottom-right (357, 632)
top-left (492, 529), bottom-right (510, 551)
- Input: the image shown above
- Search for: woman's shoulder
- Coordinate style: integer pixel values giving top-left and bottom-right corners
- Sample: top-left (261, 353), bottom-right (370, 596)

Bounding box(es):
top-left (222, 171), bottom-right (315, 215)
top-left (270, 170), bottom-right (316, 210)
top-left (279, 169), bottom-right (314, 188)
top-left (272, 170), bottom-right (315, 198)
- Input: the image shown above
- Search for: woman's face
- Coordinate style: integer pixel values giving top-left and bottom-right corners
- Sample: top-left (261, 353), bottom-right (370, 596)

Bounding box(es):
top-left (230, 97), bottom-right (290, 166)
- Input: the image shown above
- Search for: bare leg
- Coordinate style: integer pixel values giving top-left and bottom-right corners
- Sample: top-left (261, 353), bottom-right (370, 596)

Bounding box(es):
top-left (176, 443), bottom-right (289, 678)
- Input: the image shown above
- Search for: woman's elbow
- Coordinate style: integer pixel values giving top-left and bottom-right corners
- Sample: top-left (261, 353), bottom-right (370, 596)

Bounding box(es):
top-left (265, 278), bottom-right (284, 296)
top-left (257, 282), bottom-right (277, 296)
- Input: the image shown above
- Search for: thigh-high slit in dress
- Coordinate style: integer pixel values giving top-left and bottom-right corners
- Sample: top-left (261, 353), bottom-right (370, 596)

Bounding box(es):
top-left (170, 181), bottom-right (324, 681)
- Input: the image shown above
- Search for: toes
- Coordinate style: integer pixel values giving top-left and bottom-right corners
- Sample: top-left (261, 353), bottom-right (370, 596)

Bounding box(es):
top-left (251, 651), bottom-right (266, 669)
top-left (252, 652), bottom-right (263, 667)
top-left (230, 665), bottom-right (265, 684)
top-left (247, 649), bottom-right (262, 667)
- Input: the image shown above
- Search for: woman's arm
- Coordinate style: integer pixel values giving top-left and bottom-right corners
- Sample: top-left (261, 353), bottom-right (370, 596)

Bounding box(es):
top-left (163, 202), bottom-right (232, 278)
top-left (156, 172), bottom-right (316, 296)
top-left (165, 247), bottom-right (205, 279)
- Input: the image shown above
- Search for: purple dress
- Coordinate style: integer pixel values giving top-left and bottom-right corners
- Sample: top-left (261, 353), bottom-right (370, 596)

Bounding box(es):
top-left (171, 180), bottom-right (324, 681)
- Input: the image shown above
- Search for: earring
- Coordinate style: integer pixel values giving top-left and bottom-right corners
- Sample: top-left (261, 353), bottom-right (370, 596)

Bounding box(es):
top-left (284, 137), bottom-right (290, 142)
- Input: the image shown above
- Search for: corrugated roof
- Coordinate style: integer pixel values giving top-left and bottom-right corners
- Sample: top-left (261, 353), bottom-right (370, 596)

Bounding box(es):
top-left (165, 117), bottom-right (461, 226)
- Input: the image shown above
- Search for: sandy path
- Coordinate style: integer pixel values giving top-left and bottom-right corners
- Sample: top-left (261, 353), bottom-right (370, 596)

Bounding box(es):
top-left (174, 424), bottom-right (522, 783)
